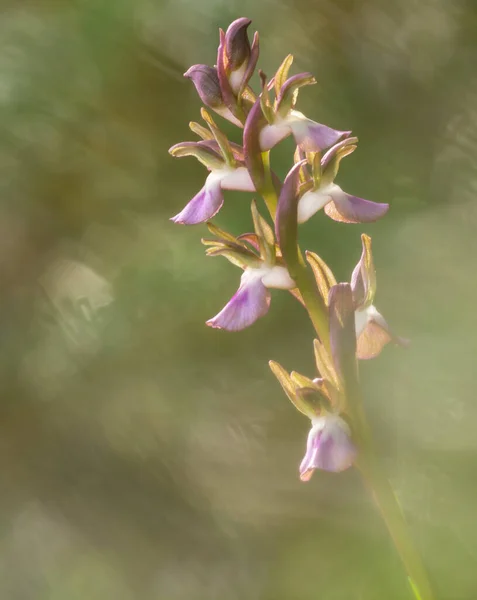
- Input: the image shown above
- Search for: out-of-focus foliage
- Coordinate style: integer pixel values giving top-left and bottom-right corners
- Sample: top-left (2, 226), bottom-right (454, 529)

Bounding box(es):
top-left (0, 0), bottom-right (476, 598)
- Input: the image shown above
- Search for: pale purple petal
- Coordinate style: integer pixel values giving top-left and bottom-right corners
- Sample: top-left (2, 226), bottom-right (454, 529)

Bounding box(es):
top-left (259, 122), bottom-right (292, 151)
top-left (171, 176), bottom-right (224, 225)
top-left (290, 115), bottom-right (351, 152)
top-left (300, 416), bottom-right (356, 481)
top-left (356, 306), bottom-right (409, 360)
top-left (325, 189), bottom-right (389, 223)
top-left (206, 270), bottom-right (270, 331)
top-left (299, 425), bottom-right (321, 481)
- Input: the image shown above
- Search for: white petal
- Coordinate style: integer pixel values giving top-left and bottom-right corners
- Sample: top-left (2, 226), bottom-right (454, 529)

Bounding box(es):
top-left (259, 122), bottom-right (292, 151)
top-left (229, 63), bottom-right (247, 94)
top-left (354, 304), bottom-right (381, 337)
top-left (260, 265), bottom-right (295, 290)
top-left (220, 166), bottom-right (255, 192)
top-left (214, 105), bottom-right (243, 128)
top-left (297, 184), bottom-right (342, 224)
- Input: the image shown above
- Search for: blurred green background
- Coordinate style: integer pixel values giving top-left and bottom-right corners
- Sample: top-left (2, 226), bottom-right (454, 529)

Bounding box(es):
top-left (1, 0), bottom-right (476, 598)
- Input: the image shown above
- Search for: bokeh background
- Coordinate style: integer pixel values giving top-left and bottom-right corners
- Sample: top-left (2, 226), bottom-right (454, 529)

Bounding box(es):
top-left (1, 1), bottom-right (476, 598)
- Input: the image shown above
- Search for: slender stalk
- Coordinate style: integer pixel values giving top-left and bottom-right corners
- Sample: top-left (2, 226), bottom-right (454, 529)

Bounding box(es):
top-left (260, 156), bottom-right (434, 600)
top-left (350, 386), bottom-right (435, 600)
top-left (358, 452), bottom-right (434, 600)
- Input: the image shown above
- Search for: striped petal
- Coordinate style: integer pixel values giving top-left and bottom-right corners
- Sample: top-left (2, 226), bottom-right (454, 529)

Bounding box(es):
top-left (206, 270), bottom-right (270, 331)
top-left (300, 415), bottom-right (356, 481)
top-left (171, 172), bottom-right (224, 225)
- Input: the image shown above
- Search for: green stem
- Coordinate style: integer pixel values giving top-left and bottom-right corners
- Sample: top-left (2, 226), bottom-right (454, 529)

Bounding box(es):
top-left (364, 464), bottom-right (434, 600)
top-left (351, 389), bottom-right (435, 600)
top-left (259, 154), bottom-right (434, 600)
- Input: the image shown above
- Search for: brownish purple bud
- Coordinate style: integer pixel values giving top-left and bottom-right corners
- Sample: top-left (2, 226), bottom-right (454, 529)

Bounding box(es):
top-left (225, 18), bottom-right (252, 71)
top-left (184, 64), bottom-right (224, 109)
top-left (185, 64), bottom-right (243, 127)
top-left (220, 18), bottom-right (259, 99)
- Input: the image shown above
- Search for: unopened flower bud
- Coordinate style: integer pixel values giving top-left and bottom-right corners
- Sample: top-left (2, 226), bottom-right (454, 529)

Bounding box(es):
top-left (225, 18), bottom-right (252, 73)
top-left (184, 64), bottom-right (242, 126)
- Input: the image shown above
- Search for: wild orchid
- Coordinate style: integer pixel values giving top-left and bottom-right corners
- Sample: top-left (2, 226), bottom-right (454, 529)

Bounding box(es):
top-left (170, 18), bottom-right (435, 600)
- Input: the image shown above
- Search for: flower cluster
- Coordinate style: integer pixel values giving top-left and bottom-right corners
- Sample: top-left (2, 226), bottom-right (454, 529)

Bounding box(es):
top-left (170, 18), bottom-right (405, 481)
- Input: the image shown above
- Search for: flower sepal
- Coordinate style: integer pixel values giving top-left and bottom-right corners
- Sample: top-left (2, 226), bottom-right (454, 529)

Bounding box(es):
top-left (269, 361), bottom-right (331, 419)
top-left (184, 64), bottom-right (243, 127)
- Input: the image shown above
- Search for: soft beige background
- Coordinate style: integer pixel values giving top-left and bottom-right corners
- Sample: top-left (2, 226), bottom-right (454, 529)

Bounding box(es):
top-left (0, 1), bottom-right (475, 598)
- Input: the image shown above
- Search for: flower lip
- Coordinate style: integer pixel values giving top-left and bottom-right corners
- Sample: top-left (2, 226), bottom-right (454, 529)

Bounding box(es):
top-left (206, 264), bottom-right (295, 331)
top-left (171, 166), bottom-right (256, 225)
top-left (260, 265), bottom-right (295, 289)
top-left (300, 413), bottom-right (356, 480)
top-left (297, 184), bottom-right (341, 224)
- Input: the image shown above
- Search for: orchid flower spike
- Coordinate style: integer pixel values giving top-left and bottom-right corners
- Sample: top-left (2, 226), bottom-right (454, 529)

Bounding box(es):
top-left (297, 139), bottom-right (389, 224)
top-left (169, 113), bottom-right (255, 225)
top-left (351, 234), bottom-right (407, 359)
top-left (203, 205), bottom-right (295, 331)
top-left (254, 59), bottom-right (351, 153)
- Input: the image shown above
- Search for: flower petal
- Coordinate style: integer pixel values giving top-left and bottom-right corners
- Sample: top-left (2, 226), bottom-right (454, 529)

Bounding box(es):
top-left (184, 64), bottom-right (224, 109)
top-left (244, 98), bottom-right (267, 189)
top-left (299, 423), bottom-right (322, 481)
top-left (325, 189), bottom-right (389, 223)
top-left (259, 122), bottom-right (292, 151)
top-left (356, 307), bottom-right (409, 360)
top-left (220, 166), bottom-right (255, 191)
top-left (351, 234), bottom-right (376, 309)
top-left (297, 189), bottom-right (332, 223)
top-left (261, 265), bottom-right (295, 290)
top-left (224, 18), bottom-right (252, 72)
top-left (206, 270), bottom-right (270, 331)
top-left (289, 114), bottom-right (351, 152)
top-left (171, 174), bottom-right (224, 225)
top-left (168, 140), bottom-right (225, 170)
top-left (300, 415), bottom-right (356, 480)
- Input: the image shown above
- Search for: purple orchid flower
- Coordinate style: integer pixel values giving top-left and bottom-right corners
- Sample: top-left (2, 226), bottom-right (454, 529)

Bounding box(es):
top-left (169, 139), bottom-right (255, 225)
top-left (300, 413), bottom-right (356, 480)
top-left (269, 286), bottom-right (358, 482)
top-left (258, 73), bottom-right (350, 152)
top-left (207, 263), bottom-right (294, 331)
top-left (297, 140), bottom-right (389, 224)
